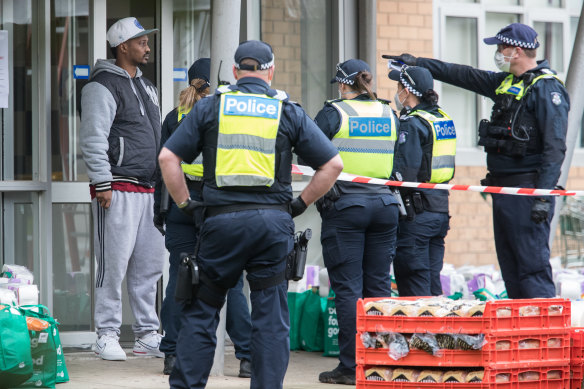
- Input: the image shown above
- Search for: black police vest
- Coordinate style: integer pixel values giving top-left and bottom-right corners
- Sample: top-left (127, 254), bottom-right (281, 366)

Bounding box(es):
top-left (478, 71), bottom-right (556, 158)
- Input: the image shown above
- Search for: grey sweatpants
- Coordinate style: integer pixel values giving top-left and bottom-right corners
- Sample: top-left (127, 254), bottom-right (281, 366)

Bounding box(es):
top-left (92, 190), bottom-right (165, 337)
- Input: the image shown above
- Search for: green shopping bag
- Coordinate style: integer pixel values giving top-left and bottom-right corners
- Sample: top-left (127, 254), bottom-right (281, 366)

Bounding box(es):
top-left (0, 306), bottom-right (33, 389)
top-left (287, 291), bottom-right (309, 350)
top-left (322, 289), bottom-right (339, 357)
top-left (299, 290), bottom-right (324, 352)
top-left (18, 305), bottom-right (64, 388)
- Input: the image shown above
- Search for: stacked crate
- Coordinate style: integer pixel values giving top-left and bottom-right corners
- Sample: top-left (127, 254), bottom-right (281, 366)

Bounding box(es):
top-left (356, 297), bottom-right (572, 388)
top-left (570, 328), bottom-right (584, 389)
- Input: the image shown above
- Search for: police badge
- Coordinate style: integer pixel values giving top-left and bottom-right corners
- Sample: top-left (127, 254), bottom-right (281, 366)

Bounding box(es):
top-left (551, 92), bottom-right (562, 106)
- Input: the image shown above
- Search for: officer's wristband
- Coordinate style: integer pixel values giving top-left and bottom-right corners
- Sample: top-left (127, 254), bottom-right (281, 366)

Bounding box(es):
top-left (177, 198), bottom-right (191, 209)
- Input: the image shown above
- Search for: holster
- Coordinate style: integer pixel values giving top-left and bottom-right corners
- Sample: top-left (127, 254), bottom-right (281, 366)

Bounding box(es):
top-left (402, 191), bottom-right (424, 221)
top-left (285, 229), bottom-right (312, 281)
top-left (175, 252), bottom-right (200, 304)
top-left (315, 184), bottom-right (340, 213)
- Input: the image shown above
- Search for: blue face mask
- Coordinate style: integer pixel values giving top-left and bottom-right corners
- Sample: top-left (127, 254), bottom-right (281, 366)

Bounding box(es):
top-left (394, 88), bottom-right (407, 111)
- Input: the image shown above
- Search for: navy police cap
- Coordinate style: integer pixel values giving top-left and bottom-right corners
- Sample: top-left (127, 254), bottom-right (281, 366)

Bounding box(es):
top-left (234, 40), bottom-right (275, 71)
top-left (388, 65), bottom-right (434, 98)
top-left (188, 58), bottom-right (210, 85)
top-left (483, 23), bottom-right (540, 49)
top-left (330, 59), bottom-right (370, 85)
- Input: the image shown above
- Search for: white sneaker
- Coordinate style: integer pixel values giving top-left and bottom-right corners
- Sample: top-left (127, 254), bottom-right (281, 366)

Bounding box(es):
top-left (94, 333), bottom-right (127, 361)
top-left (133, 331), bottom-right (164, 358)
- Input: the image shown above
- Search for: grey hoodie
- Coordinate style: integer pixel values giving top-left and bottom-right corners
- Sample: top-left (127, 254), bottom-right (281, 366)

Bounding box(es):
top-left (80, 59), bottom-right (161, 191)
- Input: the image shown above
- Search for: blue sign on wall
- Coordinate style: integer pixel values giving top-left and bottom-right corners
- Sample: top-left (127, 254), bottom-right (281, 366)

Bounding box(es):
top-left (173, 68), bottom-right (188, 82)
top-left (73, 65), bottom-right (90, 79)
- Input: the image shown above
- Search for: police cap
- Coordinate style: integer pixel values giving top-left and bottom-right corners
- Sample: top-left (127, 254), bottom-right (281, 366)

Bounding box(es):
top-left (234, 40), bottom-right (275, 71)
top-left (188, 58), bottom-right (210, 86)
top-left (330, 59), bottom-right (370, 85)
top-left (388, 65), bottom-right (433, 98)
top-left (483, 23), bottom-right (540, 49)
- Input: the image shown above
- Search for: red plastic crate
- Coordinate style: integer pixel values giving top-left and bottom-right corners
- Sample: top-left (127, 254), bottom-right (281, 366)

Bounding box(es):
top-left (571, 363), bottom-right (584, 389)
top-left (357, 298), bottom-right (570, 334)
top-left (356, 332), bottom-right (570, 368)
top-left (356, 365), bottom-right (570, 389)
top-left (571, 328), bottom-right (584, 365)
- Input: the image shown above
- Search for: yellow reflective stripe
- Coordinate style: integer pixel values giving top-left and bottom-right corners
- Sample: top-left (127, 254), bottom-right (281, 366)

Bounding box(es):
top-left (409, 108), bottom-right (456, 183)
top-left (216, 92), bottom-right (282, 187)
top-left (331, 100), bottom-right (397, 178)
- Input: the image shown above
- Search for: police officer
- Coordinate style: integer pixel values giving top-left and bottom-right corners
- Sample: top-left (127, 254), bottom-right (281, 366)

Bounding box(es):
top-left (158, 40), bottom-right (343, 389)
top-left (314, 59), bottom-right (400, 385)
top-left (154, 58), bottom-right (253, 377)
top-left (386, 22), bottom-right (570, 298)
top-left (388, 65), bottom-right (455, 297)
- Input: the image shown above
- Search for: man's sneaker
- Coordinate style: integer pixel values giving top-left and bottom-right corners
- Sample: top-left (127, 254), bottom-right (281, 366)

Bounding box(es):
top-left (94, 333), bottom-right (127, 361)
top-left (133, 331), bottom-right (164, 358)
top-left (318, 367), bottom-right (356, 385)
top-left (163, 355), bottom-right (176, 375)
top-left (238, 359), bottom-right (251, 378)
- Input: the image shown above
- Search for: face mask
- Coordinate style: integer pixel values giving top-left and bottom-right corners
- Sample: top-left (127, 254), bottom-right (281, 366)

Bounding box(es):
top-left (494, 48), bottom-right (516, 72)
top-left (394, 89), bottom-right (407, 111)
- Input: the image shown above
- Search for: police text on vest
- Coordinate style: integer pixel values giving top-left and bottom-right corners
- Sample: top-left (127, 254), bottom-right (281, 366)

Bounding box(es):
top-left (224, 95), bottom-right (279, 119)
top-left (433, 120), bottom-right (456, 140)
top-left (349, 117), bottom-right (393, 137)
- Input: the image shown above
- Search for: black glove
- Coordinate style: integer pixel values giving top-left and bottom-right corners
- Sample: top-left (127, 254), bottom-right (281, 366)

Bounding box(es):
top-left (531, 198), bottom-right (552, 224)
top-left (179, 199), bottom-right (202, 217)
top-left (289, 196), bottom-right (308, 218)
top-left (381, 53), bottom-right (417, 66)
top-left (153, 213), bottom-right (165, 236)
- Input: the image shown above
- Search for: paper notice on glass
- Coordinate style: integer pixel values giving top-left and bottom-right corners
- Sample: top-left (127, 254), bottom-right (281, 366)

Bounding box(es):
top-left (0, 31), bottom-right (8, 108)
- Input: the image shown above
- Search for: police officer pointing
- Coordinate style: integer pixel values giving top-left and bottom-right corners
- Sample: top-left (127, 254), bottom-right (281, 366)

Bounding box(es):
top-left (389, 65), bottom-right (455, 297)
top-left (386, 23), bottom-right (570, 298)
top-left (159, 40), bottom-right (343, 389)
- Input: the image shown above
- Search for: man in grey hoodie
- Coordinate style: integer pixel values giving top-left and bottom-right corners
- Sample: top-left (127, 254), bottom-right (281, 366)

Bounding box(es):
top-left (80, 17), bottom-right (165, 361)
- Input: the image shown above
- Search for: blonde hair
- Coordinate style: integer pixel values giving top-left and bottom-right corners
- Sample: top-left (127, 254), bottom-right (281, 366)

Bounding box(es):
top-left (178, 78), bottom-right (210, 111)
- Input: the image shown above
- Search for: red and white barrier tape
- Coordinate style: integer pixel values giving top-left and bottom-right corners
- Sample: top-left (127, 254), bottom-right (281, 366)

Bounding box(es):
top-left (291, 164), bottom-right (583, 197)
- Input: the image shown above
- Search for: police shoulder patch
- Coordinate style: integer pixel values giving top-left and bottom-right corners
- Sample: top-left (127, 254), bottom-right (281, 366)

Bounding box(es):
top-left (551, 91), bottom-right (562, 106)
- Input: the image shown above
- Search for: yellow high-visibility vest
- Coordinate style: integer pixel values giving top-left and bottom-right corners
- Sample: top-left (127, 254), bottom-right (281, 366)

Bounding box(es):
top-left (330, 99), bottom-right (397, 178)
top-left (409, 108), bottom-right (456, 183)
top-left (216, 90), bottom-right (283, 187)
top-left (177, 106), bottom-right (204, 180)
top-left (495, 72), bottom-right (563, 100)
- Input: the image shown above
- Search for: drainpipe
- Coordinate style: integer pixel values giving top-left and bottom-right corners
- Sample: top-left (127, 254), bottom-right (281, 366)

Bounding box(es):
top-left (209, 0), bottom-right (241, 377)
top-left (549, 5), bottom-right (584, 252)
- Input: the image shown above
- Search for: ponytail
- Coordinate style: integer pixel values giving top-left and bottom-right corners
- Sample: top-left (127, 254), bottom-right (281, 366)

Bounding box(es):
top-left (178, 78), bottom-right (210, 112)
top-left (421, 89), bottom-right (439, 105)
top-left (352, 71), bottom-right (377, 100)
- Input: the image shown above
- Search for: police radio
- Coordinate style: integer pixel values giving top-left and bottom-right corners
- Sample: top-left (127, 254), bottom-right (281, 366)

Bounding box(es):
top-left (285, 229), bottom-right (312, 281)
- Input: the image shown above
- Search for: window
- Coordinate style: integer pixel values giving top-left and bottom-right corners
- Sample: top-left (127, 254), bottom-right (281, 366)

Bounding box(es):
top-left (261, 0), bottom-right (333, 118)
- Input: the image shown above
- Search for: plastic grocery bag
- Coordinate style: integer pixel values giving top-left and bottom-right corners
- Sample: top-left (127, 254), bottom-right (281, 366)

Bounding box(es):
top-left (299, 290), bottom-right (324, 352)
top-left (287, 291), bottom-right (309, 350)
top-left (18, 305), bottom-right (68, 388)
top-left (322, 289), bottom-right (339, 357)
top-left (0, 305), bottom-right (33, 389)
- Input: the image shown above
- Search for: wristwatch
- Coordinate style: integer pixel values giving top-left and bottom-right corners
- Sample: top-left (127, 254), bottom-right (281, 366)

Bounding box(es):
top-left (177, 198), bottom-right (191, 208)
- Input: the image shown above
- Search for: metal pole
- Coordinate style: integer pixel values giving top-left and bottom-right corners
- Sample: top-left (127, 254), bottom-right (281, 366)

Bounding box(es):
top-left (358, 0), bottom-right (377, 86)
top-left (209, 0), bottom-right (241, 377)
top-left (549, 5), bottom-right (584, 250)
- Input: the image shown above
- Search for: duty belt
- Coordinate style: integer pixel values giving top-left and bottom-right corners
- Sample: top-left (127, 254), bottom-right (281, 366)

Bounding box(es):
top-left (204, 203), bottom-right (290, 218)
top-left (186, 179), bottom-right (203, 192)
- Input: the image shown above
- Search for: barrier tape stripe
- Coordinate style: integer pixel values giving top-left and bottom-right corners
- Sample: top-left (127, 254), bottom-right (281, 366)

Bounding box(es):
top-left (291, 164), bottom-right (583, 197)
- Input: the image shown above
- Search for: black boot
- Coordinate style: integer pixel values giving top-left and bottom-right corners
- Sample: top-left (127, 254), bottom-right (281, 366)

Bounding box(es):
top-left (318, 366), bottom-right (356, 385)
top-left (163, 355), bottom-right (176, 375)
top-left (238, 359), bottom-right (251, 378)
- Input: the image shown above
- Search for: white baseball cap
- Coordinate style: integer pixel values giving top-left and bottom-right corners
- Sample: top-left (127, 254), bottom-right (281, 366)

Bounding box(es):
top-left (106, 17), bottom-right (158, 47)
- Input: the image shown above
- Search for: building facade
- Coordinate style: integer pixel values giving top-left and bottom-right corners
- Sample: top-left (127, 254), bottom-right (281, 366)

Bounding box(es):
top-left (0, 0), bottom-right (581, 346)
